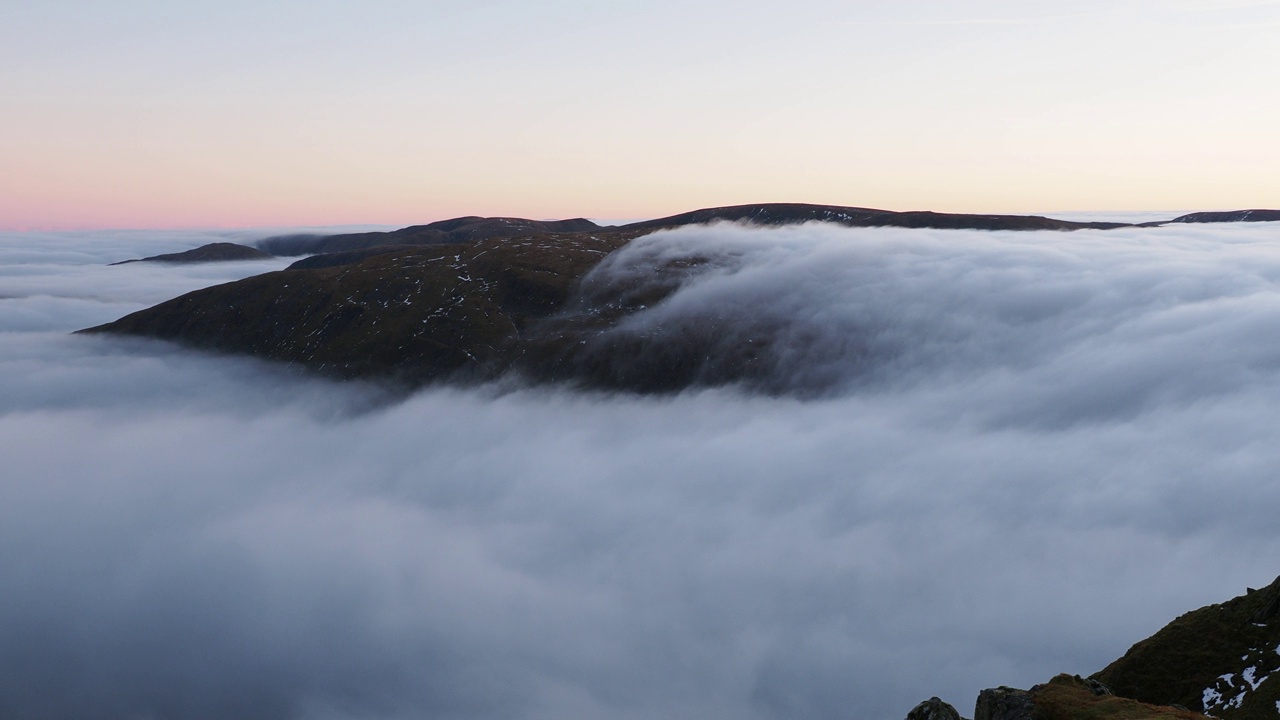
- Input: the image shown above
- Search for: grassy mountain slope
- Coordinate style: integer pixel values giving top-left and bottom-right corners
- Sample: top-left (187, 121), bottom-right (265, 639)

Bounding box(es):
top-left (85, 231), bottom-right (637, 385)
top-left (1093, 576), bottom-right (1280, 718)
top-left (1031, 675), bottom-right (1208, 720)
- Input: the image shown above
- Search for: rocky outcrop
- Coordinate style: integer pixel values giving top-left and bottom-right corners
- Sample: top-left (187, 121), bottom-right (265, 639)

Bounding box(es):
top-left (974, 686), bottom-right (1034, 720)
top-left (110, 242), bottom-right (272, 265)
top-left (906, 696), bottom-right (965, 720)
top-left (1031, 675), bottom-right (1206, 720)
top-left (911, 675), bottom-right (1203, 720)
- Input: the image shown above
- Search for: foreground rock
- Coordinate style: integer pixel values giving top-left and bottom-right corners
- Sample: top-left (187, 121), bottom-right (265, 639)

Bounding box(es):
top-left (110, 242), bottom-right (273, 265)
top-left (974, 686), bottom-right (1034, 720)
top-left (910, 676), bottom-right (1204, 720)
top-left (906, 577), bottom-right (1280, 720)
top-left (1031, 675), bottom-right (1206, 720)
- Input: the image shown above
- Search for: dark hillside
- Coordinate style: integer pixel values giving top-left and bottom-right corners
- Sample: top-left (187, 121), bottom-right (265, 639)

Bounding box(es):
top-left (284, 245), bottom-right (420, 270)
top-left (1093, 575), bottom-right (1280, 719)
top-left (83, 231), bottom-right (639, 385)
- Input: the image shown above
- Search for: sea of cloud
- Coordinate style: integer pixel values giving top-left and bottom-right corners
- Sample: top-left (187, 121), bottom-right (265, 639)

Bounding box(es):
top-left (3, 222), bottom-right (1280, 720)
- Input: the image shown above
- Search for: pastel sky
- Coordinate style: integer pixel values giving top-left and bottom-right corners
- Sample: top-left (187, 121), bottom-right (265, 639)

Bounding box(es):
top-left (3, 0), bottom-right (1278, 230)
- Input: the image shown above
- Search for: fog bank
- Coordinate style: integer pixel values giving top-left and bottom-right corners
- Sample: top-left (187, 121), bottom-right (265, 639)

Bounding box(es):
top-left (4, 223), bottom-right (1280, 720)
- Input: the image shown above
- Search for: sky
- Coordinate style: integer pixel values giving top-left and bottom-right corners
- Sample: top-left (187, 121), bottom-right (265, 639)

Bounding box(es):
top-left (6, 221), bottom-right (1280, 719)
top-left (2, 0), bottom-right (1279, 230)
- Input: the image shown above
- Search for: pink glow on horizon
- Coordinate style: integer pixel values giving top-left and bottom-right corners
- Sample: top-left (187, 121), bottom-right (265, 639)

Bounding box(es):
top-left (3, 1), bottom-right (1278, 232)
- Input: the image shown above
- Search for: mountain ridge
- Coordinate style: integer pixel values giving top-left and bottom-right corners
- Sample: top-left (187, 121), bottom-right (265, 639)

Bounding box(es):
top-left (84, 203), bottom-right (1280, 392)
top-left (256, 216), bottom-right (602, 256)
top-left (252, 203), bottom-right (1147, 257)
top-left (247, 203), bottom-right (1279, 259)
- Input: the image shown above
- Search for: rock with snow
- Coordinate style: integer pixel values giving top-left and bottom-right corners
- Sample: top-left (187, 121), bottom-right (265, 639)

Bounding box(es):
top-left (1170, 210), bottom-right (1280, 224)
top-left (1094, 575), bottom-right (1280, 719)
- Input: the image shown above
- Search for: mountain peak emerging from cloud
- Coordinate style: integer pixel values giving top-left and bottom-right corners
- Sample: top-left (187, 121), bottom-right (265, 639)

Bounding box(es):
top-left (81, 203), bottom-right (1280, 394)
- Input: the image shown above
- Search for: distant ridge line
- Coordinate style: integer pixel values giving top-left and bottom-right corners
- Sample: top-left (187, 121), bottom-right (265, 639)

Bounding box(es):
top-left (250, 203), bottom-right (1280, 257)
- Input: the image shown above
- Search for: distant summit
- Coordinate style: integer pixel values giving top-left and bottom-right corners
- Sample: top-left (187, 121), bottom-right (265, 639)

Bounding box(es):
top-left (621, 202), bottom-right (1129, 232)
top-left (1170, 210), bottom-right (1280, 224)
top-left (257, 216), bottom-right (601, 256)
top-left (111, 242), bottom-right (272, 265)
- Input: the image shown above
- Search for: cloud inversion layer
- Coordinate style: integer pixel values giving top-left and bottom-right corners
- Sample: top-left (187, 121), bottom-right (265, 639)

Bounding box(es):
top-left (3, 223), bottom-right (1280, 720)
top-left (560, 222), bottom-right (1280, 407)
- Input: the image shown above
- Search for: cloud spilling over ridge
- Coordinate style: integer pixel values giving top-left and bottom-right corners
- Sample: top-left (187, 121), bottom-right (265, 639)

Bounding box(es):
top-left (4, 224), bottom-right (1280, 720)
top-left (557, 222), bottom-right (1280, 408)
